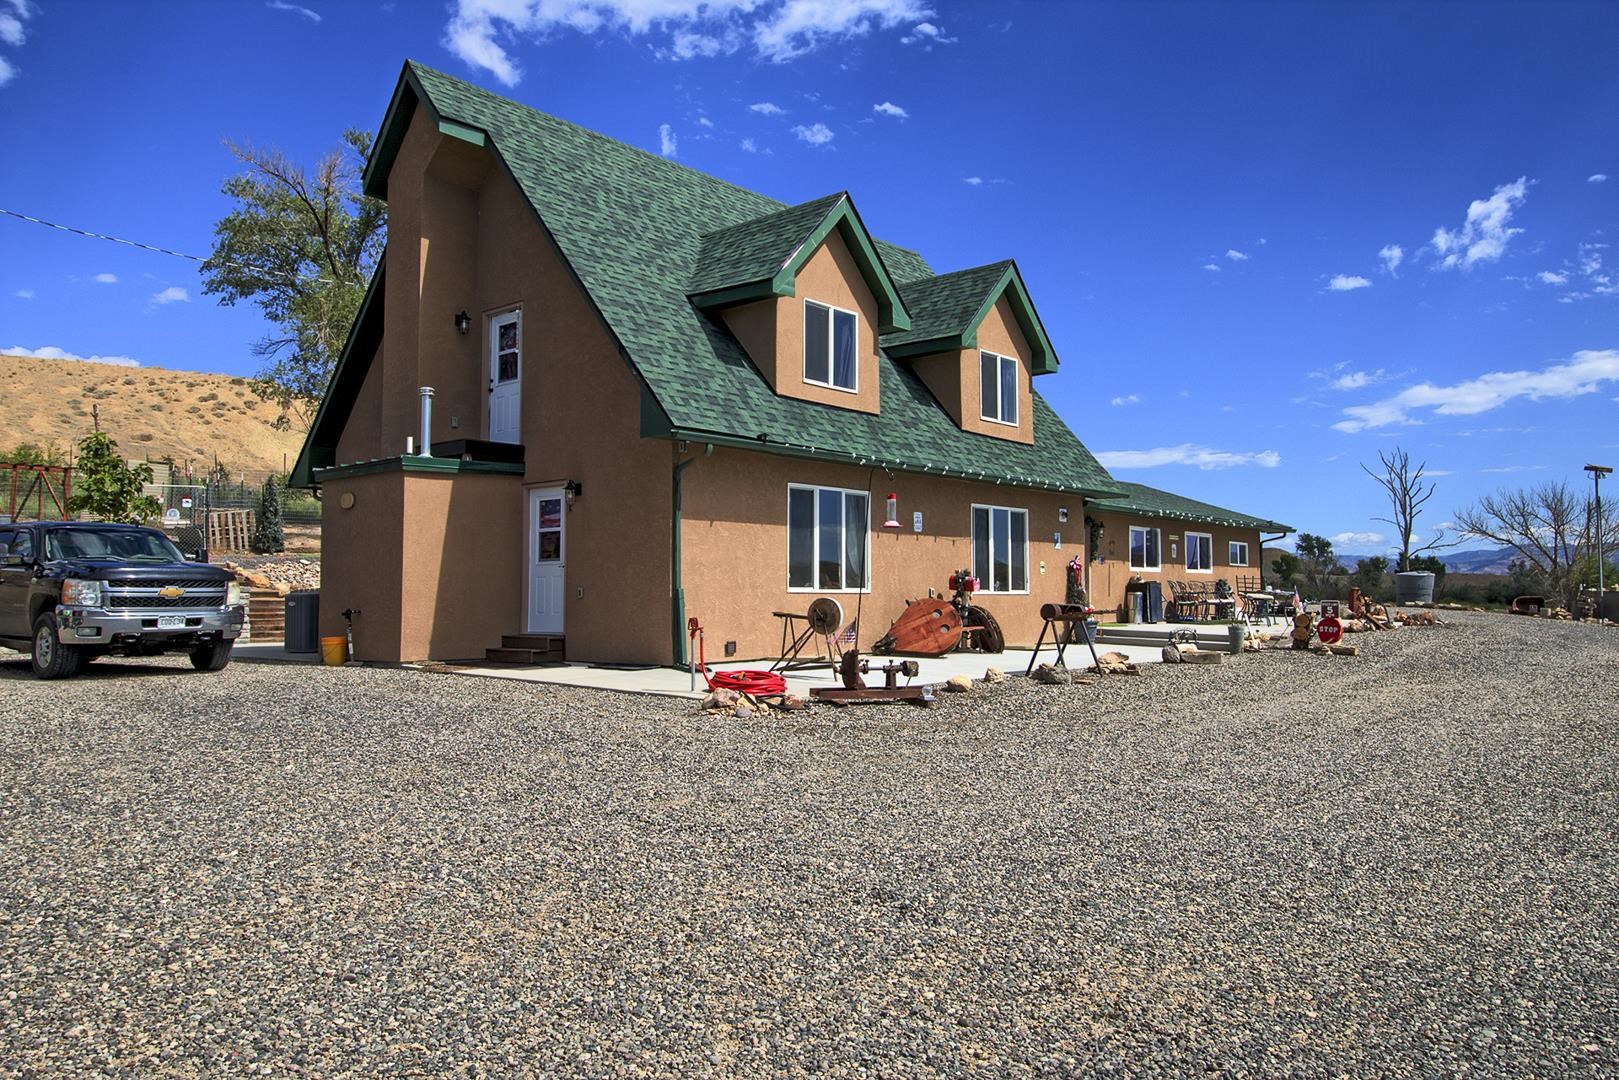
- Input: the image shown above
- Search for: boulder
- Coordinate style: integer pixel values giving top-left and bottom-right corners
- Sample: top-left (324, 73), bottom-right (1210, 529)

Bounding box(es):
top-left (1161, 644), bottom-right (1183, 664)
top-left (701, 687), bottom-right (739, 711)
top-left (983, 667), bottom-right (1006, 684)
top-left (1031, 663), bottom-right (1073, 685)
top-left (944, 674), bottom-right (973, 693)
top-left (1098, 651), bottom-right (1131, 666)
top-left (1180, 649), bottom-right (1224, 666)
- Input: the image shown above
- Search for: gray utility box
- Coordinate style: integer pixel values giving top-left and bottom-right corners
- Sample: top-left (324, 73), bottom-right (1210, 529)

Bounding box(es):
top-left (284, 590), bottom-right (320, 654)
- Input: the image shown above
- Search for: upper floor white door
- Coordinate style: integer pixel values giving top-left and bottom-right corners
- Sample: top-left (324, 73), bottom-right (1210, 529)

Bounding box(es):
top-left (488, 310), bottom-right (522, 445)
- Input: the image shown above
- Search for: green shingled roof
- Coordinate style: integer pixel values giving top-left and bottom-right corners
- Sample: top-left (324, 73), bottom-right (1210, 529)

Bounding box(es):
top-left (688, 193), bottom-right (847, 296)
top-left (882, 259), bottom-right (1057, 374)
top-left (335, 61), bottom-right (1120, 496)
top-left (1088, 482), bottom-right (1294, 533)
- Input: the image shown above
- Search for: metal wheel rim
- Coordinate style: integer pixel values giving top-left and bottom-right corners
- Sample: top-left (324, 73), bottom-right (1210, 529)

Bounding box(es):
top-left (35, 627), bottom-right (53, 667)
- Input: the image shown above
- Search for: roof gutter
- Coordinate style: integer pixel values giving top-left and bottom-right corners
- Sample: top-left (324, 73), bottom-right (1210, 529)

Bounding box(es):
top-left (665, 426), bottom-right (1120, 498)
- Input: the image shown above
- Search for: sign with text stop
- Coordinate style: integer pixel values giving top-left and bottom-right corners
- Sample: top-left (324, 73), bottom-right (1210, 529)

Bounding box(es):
top-left (1316, 615), bottom-right (1343, 644)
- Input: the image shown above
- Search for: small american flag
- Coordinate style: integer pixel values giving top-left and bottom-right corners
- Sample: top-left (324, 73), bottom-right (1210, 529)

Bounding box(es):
top-left (834, 621), bottom-right (859, 648)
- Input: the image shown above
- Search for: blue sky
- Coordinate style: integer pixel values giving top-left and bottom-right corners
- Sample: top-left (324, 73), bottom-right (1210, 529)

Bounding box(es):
top-left (2, 0), bottom-right (1616, 553)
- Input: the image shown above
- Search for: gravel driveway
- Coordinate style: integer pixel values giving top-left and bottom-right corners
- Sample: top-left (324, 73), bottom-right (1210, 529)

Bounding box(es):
top-left (2, 613), bottom-right (1617, 1075)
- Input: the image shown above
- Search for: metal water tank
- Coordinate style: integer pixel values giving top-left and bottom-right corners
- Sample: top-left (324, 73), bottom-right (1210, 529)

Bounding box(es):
top-left (1394, 571), bottom-right (1436, 605)
top-left (284, 590), bottom-right (320, 653)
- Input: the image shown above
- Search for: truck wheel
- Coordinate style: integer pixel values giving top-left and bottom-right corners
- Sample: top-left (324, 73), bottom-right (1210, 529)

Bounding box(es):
top-left (30, 614), bottom-right (82, 680)
top-left (190, 639), bottom-right (233, 672)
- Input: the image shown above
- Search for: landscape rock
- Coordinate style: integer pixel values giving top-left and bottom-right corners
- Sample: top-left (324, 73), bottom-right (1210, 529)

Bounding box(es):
top-left (944, 674), bottom-right (973, 693)
top-left (701, 687), bottom-right (739, 711)
top-left (984, 667), bottom-right (1006, 683)
top-left (1031, 663), bottom-right (1072, 685)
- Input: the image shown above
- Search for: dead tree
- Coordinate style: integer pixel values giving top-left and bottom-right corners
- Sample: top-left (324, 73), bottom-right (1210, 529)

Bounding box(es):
top-left (1362, 447), bottom-right (1457, 571)
top-left (1455, 481), bottom-right (1610, 607)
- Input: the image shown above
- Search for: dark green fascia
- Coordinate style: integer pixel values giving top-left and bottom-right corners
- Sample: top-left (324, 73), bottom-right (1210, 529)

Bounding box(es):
top-left (313, 456), bottom-right (526, 482)
top-left (289, 262), bottom-right (387, 490)
top-left (666, 425), bottom-right (1122, 498)
top-left (880, 263), bottom-right (1058, 374)
top-left (362, 63), bottom-right (489, 200)
top-left (778, 197), bottom-right (911, 333)
top-left (690, 197), bottom-right (914, 333)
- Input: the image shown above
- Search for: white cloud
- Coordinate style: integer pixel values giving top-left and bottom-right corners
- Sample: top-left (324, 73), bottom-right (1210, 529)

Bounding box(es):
top-left (1110, 394), bottom-right (1140, 407)
top-left (695, 115), bottom-right (714, 128)
top-left (5, 345), bottom-right (142, 368)
top-left (13, 288), bottom-right (33, 299)
top-left (658, 122), bottom-right (676, 157)
top-left (740, 137), bottom-right (767, 154)
top-left (94, 272), bottom-right (118, 284)
top-left (1538, 270), bottom-right (1568, 285)
top-left (1202, 263), bottom-right (1221, 272)
top-left (1332, 348), bottom-right (1619, 433)
top-left (151, 286), bottom-right (189, 305)
top-left (899, 20), bottom-right (955, 45)
top-left (1095, 444), bottom-right (1282, 470)
top-left (749, 101), bottom-right (785, 115)
top-left (963, 176), bottom-right (982, 186)
top-left (1328, 274), bottom-right (1372, 292)
top-left (0, 55), bottom-right (14, 87)
top-left (872, 100), bottom-right (907, 119)
top-left (1480, 464), bottom-right (1546, 473)
top-left (792, 121), bottom-right (834, 146)
top-left (1429, 176), bottom-right (1529, 271)
top-left (266, 0), bottom-right (321, 21)
top-left (1331, 531), bottom-right (1384, 548)
top-left (1379, 243), bottom-right (1403, 276)
top-left (0, 6), bottom-right (24, 46)
top-left (1330, 368), bottom-right (1386, 391)
top-left (1225, 249), bottom-right (1248, 262)
top-left (443, 0), bottom-right (932, 80)
top-left (1590, 174), bottom-right (1609, 184)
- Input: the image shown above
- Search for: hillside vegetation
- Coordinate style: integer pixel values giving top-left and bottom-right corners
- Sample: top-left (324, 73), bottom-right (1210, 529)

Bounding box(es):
top-left (0, 354), bottom-right (307, 475)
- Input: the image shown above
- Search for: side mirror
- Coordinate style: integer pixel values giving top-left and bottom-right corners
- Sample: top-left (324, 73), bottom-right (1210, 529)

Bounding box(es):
top-left (4, 554), bottom-right (24, 567)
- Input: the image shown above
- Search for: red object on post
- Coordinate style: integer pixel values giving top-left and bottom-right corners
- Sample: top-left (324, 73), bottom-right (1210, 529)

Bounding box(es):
top-left (1316, 615), bottom-right (1343, 645)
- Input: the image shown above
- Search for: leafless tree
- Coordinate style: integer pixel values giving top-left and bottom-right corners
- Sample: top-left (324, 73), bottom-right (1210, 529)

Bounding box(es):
top-left (1455, 481), bottom-right (1618, 606)
top-left (1362, 447), bottom-right (1457, 571)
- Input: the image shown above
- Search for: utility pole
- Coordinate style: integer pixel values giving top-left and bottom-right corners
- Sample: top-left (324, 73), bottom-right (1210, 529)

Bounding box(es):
top-left (1588, 463), bottom-right (1612, 616)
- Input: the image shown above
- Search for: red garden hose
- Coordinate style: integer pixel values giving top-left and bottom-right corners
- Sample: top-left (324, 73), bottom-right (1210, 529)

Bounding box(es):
top-left (689, 618), bottom-right (787, 697)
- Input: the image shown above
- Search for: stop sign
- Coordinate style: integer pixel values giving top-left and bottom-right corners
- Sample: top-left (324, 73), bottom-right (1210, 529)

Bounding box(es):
top-left (1317, 615), bottom-right (1343, 644)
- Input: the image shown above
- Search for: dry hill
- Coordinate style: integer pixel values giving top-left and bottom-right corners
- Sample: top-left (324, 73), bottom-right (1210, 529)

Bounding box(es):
top-left (0, 354), bottom-right (307, 476)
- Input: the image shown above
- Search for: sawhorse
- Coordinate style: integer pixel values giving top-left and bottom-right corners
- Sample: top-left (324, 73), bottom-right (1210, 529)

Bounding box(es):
top-left (1024, 605), bottom-right (1103, 675)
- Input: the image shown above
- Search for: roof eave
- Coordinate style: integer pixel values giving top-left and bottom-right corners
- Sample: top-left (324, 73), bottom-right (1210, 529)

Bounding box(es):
top-left (289, 263), bottom-right (387, 489)
top-left (775, 196), bottom-right (912, 333)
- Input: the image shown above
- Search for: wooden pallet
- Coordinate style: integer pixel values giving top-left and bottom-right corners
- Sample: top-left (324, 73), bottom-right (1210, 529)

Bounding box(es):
top-left (208, 510), bottom-right (255, 554)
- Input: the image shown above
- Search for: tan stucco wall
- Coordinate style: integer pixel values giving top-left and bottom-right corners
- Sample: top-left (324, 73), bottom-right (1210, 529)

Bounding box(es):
top-left (721, 228), bottom-right (882, 414)
top-left (335, 339), bottom-right (385, 464)
top-left (902, 295), bottom-right (1035, 445)
top-left (679, 446), bottom-right (1084, 661)
top-left (329, 102), bottom-right (674, 665)
top-left (1083, 507), bottom-right (1264, 620)
top-left (318, 470), bottom-right (406, 660)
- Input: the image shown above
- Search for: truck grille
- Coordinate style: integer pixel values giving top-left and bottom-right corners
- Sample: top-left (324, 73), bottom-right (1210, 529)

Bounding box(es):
top-left (104, 581), bottom-right (228, 610)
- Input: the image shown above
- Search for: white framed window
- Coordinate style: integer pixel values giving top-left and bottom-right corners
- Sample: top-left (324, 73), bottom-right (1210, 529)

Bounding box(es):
top-left (971, 504), bottom-right (1029, 593)
top-left (787, 484), bottom-right (869, 591)
top-left (979, 350), bottom-right (1019, 425)
top-left (803, 300), bottom-right (859, 393)
top-left (1186, 531), bottom-right (1213, 573)
top-left (1229, 540), bottom-right (1250, 567)
top-left (1128, 525), bottom-right (1161, 571)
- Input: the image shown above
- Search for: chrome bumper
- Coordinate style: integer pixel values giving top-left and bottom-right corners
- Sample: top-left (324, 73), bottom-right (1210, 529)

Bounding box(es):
top-left (55, 604), bottom-right (246, 644)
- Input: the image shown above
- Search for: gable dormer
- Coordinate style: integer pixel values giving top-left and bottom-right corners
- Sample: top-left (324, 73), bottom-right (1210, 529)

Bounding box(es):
top-left (881, 261), bottom-right (1057, 445)
top-left (689, 193), bottom-right (910, 415)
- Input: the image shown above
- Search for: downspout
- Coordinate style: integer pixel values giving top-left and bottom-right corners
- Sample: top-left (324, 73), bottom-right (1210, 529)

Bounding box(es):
top-left (1260, 530), bottom-right (1291, 588)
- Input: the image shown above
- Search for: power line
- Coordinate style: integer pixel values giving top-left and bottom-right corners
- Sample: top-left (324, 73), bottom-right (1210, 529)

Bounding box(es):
top-left (0, 206), bottom-right (342, 285)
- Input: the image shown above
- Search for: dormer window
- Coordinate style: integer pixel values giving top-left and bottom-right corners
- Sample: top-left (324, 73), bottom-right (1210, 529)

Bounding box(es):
top-left (979, 350), bottom-right (1018, 425)
top-left (804, 300), bottom-right (858, 393)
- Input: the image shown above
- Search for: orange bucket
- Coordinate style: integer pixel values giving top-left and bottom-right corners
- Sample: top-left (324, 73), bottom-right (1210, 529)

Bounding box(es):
top-left (320, 635), bottom-right (348, 666)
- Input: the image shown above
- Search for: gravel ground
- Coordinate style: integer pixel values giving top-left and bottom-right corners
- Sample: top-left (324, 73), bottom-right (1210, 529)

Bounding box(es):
top-left (2, 612), bottom-right (1617, 1075)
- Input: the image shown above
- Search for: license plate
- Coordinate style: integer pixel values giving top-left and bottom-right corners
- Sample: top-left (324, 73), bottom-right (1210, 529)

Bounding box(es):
top-left (156, 616), bottom-right (186, 630)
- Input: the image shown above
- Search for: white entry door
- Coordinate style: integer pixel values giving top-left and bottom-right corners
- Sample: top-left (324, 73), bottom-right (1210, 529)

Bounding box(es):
top-left (527, 488), bottom-right (565, 634)
top-left (488, 310), bottom-right (521, 445)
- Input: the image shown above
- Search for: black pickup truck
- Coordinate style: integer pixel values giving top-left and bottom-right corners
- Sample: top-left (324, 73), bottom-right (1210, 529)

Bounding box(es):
top-left (0, 521), bottom-right (245, 679)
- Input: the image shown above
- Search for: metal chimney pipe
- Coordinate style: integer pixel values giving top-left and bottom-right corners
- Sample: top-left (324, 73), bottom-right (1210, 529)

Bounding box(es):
top-left (418, 387), bottom-right (434, 457)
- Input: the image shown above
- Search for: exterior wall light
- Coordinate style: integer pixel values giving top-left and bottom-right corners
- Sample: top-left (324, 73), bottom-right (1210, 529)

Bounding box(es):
top-left (564, 479), bottom-right (582, 508)
top-left (454, 310), bottom-right (471, 335)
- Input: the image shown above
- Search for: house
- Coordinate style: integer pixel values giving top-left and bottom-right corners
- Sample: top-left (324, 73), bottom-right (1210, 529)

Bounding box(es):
top-left (292, 62), bottom-right (1289, 665)
top-left (1082, 483), bottom-right (1293, 618)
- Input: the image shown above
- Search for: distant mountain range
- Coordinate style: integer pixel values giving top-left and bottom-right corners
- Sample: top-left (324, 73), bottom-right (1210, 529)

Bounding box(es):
top-left (1264, 546), bottom-right (1521, 576)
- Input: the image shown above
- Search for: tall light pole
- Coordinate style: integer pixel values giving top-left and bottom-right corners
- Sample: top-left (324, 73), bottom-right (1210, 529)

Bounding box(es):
top-left (1588, 463), bottom-right (1612, 616)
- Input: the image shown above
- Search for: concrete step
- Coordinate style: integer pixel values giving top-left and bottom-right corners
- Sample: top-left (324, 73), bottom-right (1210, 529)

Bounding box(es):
top-left (485, 647), bottom-right (566, 665)
top-left (1096, 624), bottom-right (1239, 648)
top-left (501, 634), bottom-right (564, 651)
